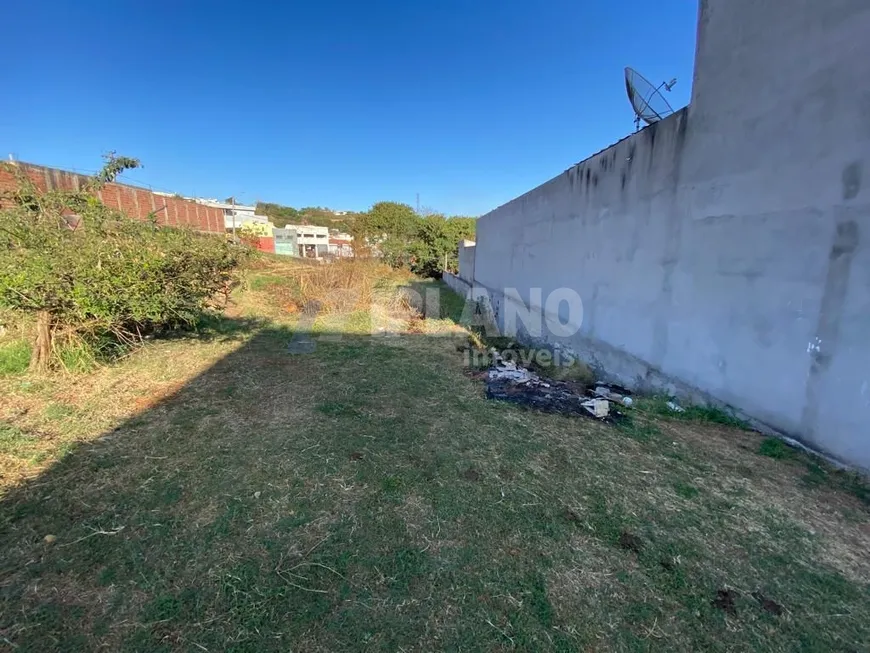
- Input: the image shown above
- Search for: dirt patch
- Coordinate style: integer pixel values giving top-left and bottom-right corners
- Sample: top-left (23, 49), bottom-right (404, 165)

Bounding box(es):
top-left (712, 588), bottom-right (739, 615)
top-left (462, 468), bottom-right (481, 482)
top-left (133, 381), bottom-right (185, 411)
top-left (617, 531), bottom-right (643, 554)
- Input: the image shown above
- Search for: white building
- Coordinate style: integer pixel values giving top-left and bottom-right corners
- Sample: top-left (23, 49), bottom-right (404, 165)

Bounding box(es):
top-left (327, 231), bottom-right (354, 257)
top-left (195, 200), bottom-right (271, 232)
top-left (283, 224), bottom-right (330, 258)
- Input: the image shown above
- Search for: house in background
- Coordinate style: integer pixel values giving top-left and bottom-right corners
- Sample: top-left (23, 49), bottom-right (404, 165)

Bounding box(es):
top-left (283, 224), bottom-right (330, 258)
top-left (233, 219), bottom-right (276, 253)
top-left (273, 227), bottom-right (299, 257)
top-left (194, 199), bottom-right (271, 233)
top-left (328, 231), bottom-right (354, 257)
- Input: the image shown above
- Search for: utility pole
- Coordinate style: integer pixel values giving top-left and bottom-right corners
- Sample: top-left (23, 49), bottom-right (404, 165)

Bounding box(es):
top-left (416, 193), bottom-right (420, 215)
top-left (231, 195), bottom-right (236, 239)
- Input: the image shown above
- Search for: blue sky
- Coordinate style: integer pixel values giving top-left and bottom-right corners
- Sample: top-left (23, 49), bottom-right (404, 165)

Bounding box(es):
top-left (2, 1), bottom-right (698, 216)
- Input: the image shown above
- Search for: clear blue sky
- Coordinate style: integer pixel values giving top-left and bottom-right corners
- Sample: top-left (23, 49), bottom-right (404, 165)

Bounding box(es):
top-left (2, 0), bottom-right (698, 216)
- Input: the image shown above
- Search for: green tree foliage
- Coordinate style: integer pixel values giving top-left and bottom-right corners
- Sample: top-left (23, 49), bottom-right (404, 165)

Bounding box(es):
top-left (256, 202), bottom-right (359, 232)
top-left (257, 199), bottom-right (476, 277)
top-left (351, 202), bottom-right (475, 276)
top-left (410, 215), bottom-right (476, 277)
top-left (353, 202), bottom-right (420, 267)
top-left (256, 202), bottom-right (301, 228)
top-left (0, 155), bottom-right (247, 371)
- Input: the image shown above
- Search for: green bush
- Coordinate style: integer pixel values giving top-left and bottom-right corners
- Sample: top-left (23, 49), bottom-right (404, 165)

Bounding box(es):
top-left (0, 155), bottom-right (248, 370)
top-left (351, 201), bottom-right (475, 277)
top-left (409, 214), bottom-right (476, 278)
top-left (758, 437), bottom-right (794, 459)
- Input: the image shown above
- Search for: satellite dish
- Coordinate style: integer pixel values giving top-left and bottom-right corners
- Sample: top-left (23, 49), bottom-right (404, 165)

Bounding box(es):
top-left (625, 67), bottom-right (676, 130)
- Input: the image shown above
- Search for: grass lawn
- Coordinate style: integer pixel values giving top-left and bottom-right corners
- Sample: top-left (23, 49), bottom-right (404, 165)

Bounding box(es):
top-left (1, 260), bottom-right (869, 652)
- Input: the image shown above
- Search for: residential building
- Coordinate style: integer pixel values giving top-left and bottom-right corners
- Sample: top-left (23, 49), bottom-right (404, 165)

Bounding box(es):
top-left (195, 200), bottom-right (271, 232)
top-left (273, 227), bottom-right (299, 257)
top-left (327, 231), bottom-right (354, 257)
top-left (328, 238), bottom-right (354, 257)
top-left (283, 224), bottom-right (329, 258)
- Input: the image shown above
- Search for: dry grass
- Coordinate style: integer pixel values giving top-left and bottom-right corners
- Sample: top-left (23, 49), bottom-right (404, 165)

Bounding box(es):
top-left (244, 256), bottom-right (409, 315)
top-left (0, 334), bottom-right (247, 489)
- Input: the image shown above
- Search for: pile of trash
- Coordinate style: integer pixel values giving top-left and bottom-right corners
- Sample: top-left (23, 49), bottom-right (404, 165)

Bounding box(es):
top-left (484, 352), bottom-right (631, 422)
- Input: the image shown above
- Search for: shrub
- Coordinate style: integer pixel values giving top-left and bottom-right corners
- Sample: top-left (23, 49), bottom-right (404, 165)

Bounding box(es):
top-left (351, 202), bottom-right (476, 276)
top-left (409, 214), bottom-right (475, 278)
top-left (0, 155), bottom-right (248, 371)
top-left (758, 437), bottom-right (794, 459)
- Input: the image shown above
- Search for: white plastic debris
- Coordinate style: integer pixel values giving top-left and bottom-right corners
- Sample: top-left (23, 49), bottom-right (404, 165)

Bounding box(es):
top-left (666, 401), bottom-right (685, 413)
top-left (488, 359), bottom-right (534, 383)
top-left (594, 385), bottom-right (625, 402)
top-left (581, 398), bottom-right (610, 418)
top-left (487, 367), bottom-right (534, 383)
top-left (488, 354), bottom-right (536, 383)
top-left (622, 396), bottom-right (633, 407)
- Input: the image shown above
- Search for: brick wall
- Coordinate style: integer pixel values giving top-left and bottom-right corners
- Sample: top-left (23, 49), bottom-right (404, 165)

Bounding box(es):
top-left (0, 162), bottom-right (225, 234)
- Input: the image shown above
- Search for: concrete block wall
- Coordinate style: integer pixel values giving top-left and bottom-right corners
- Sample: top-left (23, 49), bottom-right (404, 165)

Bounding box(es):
top-left (458, 240), bottom-right (476, 283)
top-left (472, 0), bottom-right (870, 468)
top-left (0, 162), bottom-right (225, 233)
top-left (274, 242), bottom-right (298, 257)
top-left (442, 271), bottom-right (472, 298)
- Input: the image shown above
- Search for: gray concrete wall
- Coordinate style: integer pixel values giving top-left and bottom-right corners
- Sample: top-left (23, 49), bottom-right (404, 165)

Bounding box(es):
top-left (458, 240), bottom-right (476, 283)
top-left (442, 271), bottom-right (472, 298)
top-left (473, 0), bottom-right (870, 468)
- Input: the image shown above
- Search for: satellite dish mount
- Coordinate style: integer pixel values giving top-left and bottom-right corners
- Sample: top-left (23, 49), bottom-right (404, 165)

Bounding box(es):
top-left (625, 67), bottom-right (676, 131)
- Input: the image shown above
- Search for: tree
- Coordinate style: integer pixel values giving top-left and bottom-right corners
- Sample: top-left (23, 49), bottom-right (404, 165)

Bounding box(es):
top-left (410, 215), bottom-right (476, 277)
top-left (256, 202), bottom-right (360, 232)
top-left (0, 155), bottom-right (245, 371)
top-left (353, 202), bottom-right (421, 267)
top-left (257, 197), bottom-right (475, 275)
top-left (256, 202), bottom-right (301, 228)
top-left (365, 202), bottom-right (419, 236)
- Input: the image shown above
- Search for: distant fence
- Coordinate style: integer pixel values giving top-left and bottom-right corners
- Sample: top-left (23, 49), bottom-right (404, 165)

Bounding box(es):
top-left (0, 162), bottom-right (225, 234)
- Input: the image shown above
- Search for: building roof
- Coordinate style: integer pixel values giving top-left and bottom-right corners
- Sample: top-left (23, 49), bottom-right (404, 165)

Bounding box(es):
top-left (197, 200), bottom-right (257, 212)
top-left (282, 223), bottom-right (330, 233)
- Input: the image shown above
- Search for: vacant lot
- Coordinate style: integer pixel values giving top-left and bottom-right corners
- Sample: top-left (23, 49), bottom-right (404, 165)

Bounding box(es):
top-left (1, 260), bottom-right (868, 652)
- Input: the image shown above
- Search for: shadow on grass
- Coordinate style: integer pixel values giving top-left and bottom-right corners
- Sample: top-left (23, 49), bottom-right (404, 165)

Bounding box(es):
top-left (2, 307), bottom-right (507, 651)
top-left (0, 322), bottom-right (441, 650)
